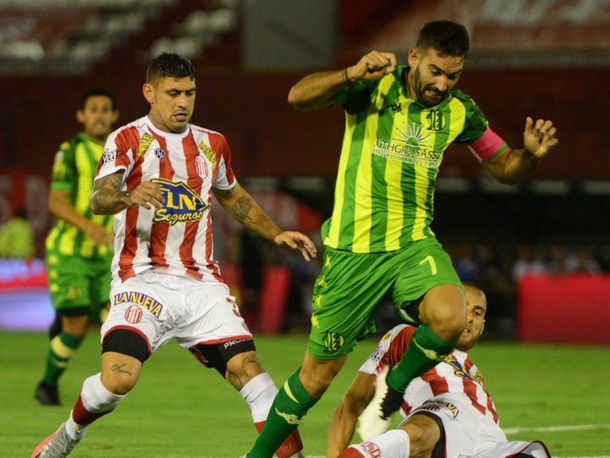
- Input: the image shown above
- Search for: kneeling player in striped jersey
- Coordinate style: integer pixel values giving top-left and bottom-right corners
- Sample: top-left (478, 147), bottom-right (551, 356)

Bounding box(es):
top-left (329, 284), bottom-right (551, 458)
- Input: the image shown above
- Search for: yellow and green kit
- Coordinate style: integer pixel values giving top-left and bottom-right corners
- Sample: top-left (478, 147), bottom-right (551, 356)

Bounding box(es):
top-left (309, 66), bottom-right (493, 358)
top-left (45, 133), bottom-right (113, 314)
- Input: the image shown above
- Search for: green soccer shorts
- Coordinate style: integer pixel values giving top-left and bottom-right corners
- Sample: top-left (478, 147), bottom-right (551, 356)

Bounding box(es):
top-left (46, 251), bottom-right (112, 316)
top-left (308, 237), bottom-right (462, 359)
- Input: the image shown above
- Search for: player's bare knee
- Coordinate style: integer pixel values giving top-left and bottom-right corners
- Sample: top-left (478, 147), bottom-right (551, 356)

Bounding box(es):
top-left (226, 350), bottom-right (264, 386)
top-left (101, 369), bottom-right (137, 395)
top-left (402, 415), bottom-right (441, 456)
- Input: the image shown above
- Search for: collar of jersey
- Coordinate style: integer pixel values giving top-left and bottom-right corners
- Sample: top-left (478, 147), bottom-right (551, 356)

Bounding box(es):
top-left (144, 116), bottom-right (191, 139)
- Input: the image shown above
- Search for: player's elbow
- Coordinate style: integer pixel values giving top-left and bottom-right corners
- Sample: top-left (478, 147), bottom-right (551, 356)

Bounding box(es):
top-left (89, 194), bottom-right (105, 215)
top-left (287, 88), bottom-right (308, 111)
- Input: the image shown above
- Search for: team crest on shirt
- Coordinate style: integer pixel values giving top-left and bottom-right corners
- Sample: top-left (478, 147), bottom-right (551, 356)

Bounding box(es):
top-left (150, 178), bottom-right (208, 226)
top-left (195, 154), bottom-right (209, 179)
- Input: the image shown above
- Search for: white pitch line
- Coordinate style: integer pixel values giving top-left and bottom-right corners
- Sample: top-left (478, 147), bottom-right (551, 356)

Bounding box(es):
top-left (504, 423), bottom-right (610, 434)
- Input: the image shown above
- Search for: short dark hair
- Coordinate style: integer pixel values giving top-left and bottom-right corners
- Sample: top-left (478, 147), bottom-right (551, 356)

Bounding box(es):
top-left (416, 20), bottom-right (470, 58)
top-left (80, 86), bottom-right (116, 110)
top-left (146, 52), bottom-right (196, 83)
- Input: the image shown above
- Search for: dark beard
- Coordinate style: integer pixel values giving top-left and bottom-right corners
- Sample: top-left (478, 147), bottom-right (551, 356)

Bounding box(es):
top-left (413, 67), bottom-right (446, 108)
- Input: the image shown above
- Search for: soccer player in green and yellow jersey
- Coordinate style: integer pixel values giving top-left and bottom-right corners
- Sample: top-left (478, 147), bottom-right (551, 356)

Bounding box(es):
top-left (248, 20), bottom-right (558, 457)
top-left (35, 86), bottom-right (119, 405)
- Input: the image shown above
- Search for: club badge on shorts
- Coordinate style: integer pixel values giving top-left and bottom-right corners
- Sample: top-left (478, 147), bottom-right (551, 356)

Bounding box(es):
top-left (124, 305), bottom-right (143, 324)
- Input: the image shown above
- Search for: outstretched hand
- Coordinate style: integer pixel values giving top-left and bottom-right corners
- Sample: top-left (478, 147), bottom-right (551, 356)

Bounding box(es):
top-left (349, 51), bottom-right (397, 82)
top-left (523, 117), bottom-right (559, 160)
top-left (273, 231), bottom-right (317, 261)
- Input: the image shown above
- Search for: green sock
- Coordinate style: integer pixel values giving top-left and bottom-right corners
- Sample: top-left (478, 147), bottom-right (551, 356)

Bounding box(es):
top-left (386, 325), bottom-right (457, 392)
top-left (41, 331), bottom-right (83, 386)
top-left (248, 370), bottom-right (318, 458)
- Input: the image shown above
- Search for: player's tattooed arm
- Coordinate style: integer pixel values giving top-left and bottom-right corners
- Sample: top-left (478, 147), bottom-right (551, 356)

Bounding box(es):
top-left (91, 171), bottom-right (164, 214)
top-left (213, 183), bottom-right (282, 241)
top-left (214, 183), bottom-right (317, 260)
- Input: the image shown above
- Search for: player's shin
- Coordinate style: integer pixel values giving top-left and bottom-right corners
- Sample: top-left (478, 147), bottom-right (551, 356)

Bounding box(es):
top-left (387, 325), bottom-right (456, 392)
top-left (68, 373), bottom-right (125, 437)
top-left (240, 372), bottom-right (304, 458)
top-left (247, 370), bottom-right (318, 458)
top-left (338, 430), bottom-right (410, 458)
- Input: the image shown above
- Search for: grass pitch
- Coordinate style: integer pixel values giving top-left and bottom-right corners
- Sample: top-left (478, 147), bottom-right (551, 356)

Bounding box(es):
top-left (2, 332), bottom-right (609, 457)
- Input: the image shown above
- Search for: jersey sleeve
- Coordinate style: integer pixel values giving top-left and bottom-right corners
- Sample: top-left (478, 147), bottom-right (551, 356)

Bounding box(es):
top-left (50, 142), bottom-right (77, 192)
top-left (210, 133), bottom-right (237, 191)
top-left (95, 127), bottom-right (137, 181)
top-left (359, 324), bottom-right (415, 375)
top-left (452, 91), bottom-right (508, 162)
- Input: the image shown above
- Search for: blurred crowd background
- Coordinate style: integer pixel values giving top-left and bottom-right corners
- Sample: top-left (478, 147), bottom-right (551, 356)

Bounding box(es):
top-left (1, 0), bottom-right (609, 342)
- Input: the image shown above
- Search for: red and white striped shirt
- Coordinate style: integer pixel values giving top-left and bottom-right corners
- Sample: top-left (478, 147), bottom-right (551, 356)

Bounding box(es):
top-left (360, 324), bottom-right (499, 424)
top-left (96, 116), bottom-right (236, 285)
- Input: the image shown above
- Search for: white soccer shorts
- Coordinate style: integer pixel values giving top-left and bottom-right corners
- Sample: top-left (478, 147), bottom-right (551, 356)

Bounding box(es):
top-left (401, 395), bottom-right (550, 458)
top-left (101, 270), bottom-right (252, 353)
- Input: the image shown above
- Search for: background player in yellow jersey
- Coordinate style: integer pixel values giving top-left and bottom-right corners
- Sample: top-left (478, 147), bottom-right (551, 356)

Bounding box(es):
top-left (35, 86), bottom-right (119, 405)
top-left (247, 20), bottom-right (558, 457)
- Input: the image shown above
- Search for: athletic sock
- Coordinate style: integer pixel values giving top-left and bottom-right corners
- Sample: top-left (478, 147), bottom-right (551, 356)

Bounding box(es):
top-left (42, 331), bottom-right (84, 386)
top-left (339, 430), bottom-right (410, 458)
top-left (386, 325), bottom-right (456, 392)
top-left (240, 372), bottom-right (303, 458)
top-left (68, 373), bottom-right (124, 438)
top-left (247, 370), bottom-right (317, 458)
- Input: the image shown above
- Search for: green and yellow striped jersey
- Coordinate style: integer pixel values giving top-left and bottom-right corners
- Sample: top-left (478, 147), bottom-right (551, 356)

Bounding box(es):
top-left (322, 65), bottom-right (490, 253)
top-left (46, 133), bottom-right (113, 258)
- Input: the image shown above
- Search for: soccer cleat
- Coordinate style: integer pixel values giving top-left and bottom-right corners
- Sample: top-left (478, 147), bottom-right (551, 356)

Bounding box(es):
top-left (35, 382), bottom-right (60, 406)
top-left (31, 422), bottom-right (81, 458)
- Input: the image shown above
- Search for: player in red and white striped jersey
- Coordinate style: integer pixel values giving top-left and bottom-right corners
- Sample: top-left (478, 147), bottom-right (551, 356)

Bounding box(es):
top-left (329, 284), bottom-right (551, 458)
top-left (32, 53), bottom-right (316, 458)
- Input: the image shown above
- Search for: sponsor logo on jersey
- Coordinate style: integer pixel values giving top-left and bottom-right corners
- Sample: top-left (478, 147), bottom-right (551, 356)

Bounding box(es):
top-left (150, 178), bottom-right (208, 226)
top-left (323, 331), bottom-right (344, 352)
top-left (445, 354), bottom-right (482, 383)
top-left (102, 149), bottom-right (117, 164)
top-left (124, 305), bottom-right (143, 324)
top-left (370, 345), bottom-right (385, 363)
top-left (114, 291), bottom-right (163, 319)
top-left (138, 133), bottom-right (155, 157)
top-left (197, 140), bottom-right (217, 165)
top-left (372, 122), bottom-right (442, 168)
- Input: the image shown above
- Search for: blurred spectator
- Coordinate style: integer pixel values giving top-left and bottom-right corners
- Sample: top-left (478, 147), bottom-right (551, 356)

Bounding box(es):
top-left (512, 245), bottom-right (547, 281)
top-left (565, 247), bottom-right (601, 275)
top-left (0, 208), bottom-right (35, 259)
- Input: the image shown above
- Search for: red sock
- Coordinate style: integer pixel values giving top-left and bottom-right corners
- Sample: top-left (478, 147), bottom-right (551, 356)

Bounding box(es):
top-left (255, 421), bottom-right (303, 458)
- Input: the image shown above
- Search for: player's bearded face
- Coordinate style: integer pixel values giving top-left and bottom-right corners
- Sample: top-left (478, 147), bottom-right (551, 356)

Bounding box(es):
top-left (408, 48), bottom-right (463, 108)
top-left (150, 77), bottom-right (196, 133)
